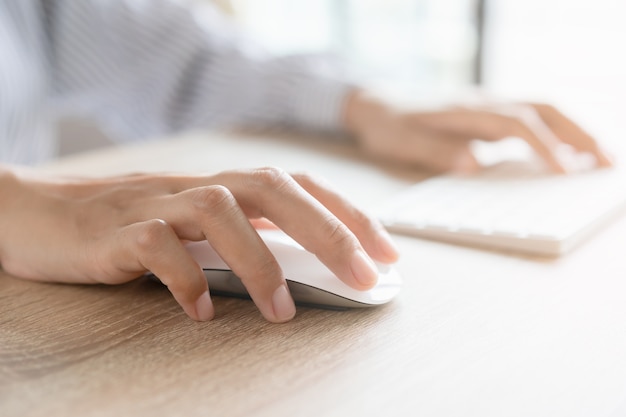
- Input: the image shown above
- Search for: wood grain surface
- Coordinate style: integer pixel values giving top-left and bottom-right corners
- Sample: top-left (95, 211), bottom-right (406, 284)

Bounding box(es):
top-left (3, 131), bottom-right (626, 417)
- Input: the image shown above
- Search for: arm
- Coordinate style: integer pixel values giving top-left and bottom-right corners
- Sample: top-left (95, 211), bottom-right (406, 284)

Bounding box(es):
top-left (0, 165), bottom-right (398, 323)
top-left (44, 1), bottom-right (611, 173)
top-left (45, 0), bottom-right (353, 140)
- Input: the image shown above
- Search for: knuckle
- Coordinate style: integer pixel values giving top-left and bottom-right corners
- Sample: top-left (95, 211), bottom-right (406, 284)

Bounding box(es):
top-left (249, 166), bottom-right (293, 190)
top-left (134, 219), bottom-right (172, 252)
top-left (192, 185), bottom-right (236, 213)
top-left (320, 217), bottom-right (355, 249)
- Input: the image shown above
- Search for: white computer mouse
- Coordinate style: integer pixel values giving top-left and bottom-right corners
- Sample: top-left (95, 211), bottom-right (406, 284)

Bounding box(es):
top-left (184, 229), bottom-right (403, 309)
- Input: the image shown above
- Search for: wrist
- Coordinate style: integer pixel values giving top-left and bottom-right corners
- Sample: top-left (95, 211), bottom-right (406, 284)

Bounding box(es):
top-left (0, 165), bottom-right (19, 206)
top-left (0, 166), bottom-right (20, 267)
top-left (342, 90), bottom-right (393, 138)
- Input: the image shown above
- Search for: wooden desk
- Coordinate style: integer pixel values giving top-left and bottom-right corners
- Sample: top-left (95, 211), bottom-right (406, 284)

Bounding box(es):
top-left (3, 131), bottom-right (626, 417)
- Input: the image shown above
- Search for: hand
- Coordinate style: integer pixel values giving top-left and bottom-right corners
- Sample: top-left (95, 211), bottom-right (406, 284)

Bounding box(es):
top-left (0, 167), bottom-right (399, 323)
top-left (344, 90), bottom-right (613, 173)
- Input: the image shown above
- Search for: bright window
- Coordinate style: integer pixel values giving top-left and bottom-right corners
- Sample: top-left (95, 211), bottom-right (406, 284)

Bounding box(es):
top-left (483, 0), bottom-right (626, 141)
top-left (229, 0), bottom-right (480, 95)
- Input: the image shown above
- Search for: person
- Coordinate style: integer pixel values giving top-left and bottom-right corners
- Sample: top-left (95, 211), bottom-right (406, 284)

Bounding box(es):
top-left (0, 0), bottom-right (612, 323)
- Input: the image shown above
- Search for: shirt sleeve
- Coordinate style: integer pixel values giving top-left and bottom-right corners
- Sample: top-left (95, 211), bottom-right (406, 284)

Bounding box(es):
top-left (43, 0), bottom-right (355, 142)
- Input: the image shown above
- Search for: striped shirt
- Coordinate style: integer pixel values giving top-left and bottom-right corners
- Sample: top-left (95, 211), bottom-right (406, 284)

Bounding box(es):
top-left (0, 0), bottom-right (353, 165)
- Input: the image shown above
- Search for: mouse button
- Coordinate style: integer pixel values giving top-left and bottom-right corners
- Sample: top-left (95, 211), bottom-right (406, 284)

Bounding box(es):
top-left (376, 262), bottom-right (391, 274)
top-left (367, 282), bottom-right (403, 302)
top-left (258, 230), bottom-right (307, 254)
top-left (278, 252), bottom-right (338, 287)
top-left (314, 266), bottom-right (402, 304)
top-left (185, 241), bottom-right (230, 270)
top-left (288, 269), bottom-right (377, 304)
top-left (367, 267), bottom-right (403, 301)
top-left (376, 265), bottom-right (403, 286)
top-left (277, 252), bottom-right (399, 304)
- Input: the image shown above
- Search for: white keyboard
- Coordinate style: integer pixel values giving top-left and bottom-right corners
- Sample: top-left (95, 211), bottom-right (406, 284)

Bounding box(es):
top-left (377, 162), bottom-right (626, 256)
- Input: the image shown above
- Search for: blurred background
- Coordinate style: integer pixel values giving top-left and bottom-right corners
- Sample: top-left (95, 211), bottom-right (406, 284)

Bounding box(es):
top-left (59, 0), bottom-right (626, 155)
top-left (222, 0), bottom-right (480, 94)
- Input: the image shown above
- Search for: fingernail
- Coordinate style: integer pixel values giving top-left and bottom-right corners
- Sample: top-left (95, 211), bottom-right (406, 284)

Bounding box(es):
top-left (351, 250), bottom-right (379, 287)
top-left (195, 291), bottom-right (215, 321)
top-left (599, 149), bottom-right (615, 166)
top-left (377, 230), bottom-right (400, 262)
top-left (272, 284), bottom-right (296, 322)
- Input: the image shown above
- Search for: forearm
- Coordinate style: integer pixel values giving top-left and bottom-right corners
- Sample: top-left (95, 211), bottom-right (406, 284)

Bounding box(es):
top-left (0, 166), bottom-right (81, 278)
top-left (0, 165), bottom-right (19, 216)
top-left (342, 90), bottom-right (391, 137)
top-left (47, 0), bottom-right (355, 138)
top-left (0, 166), bottom-right (21, 269)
